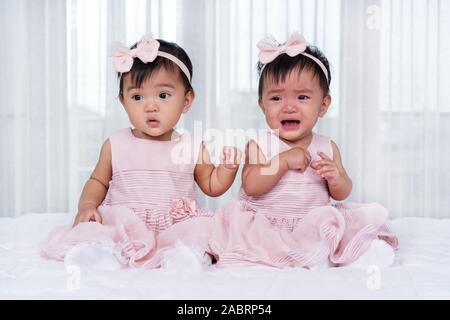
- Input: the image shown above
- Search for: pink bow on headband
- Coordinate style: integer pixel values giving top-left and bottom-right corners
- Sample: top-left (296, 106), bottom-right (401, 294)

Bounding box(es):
top-left (113, 35), bottom-right (160, 73)
top-left (257, 32), bottom-right (330, 83)
top-left (257, 32), bottom-right (307, 64)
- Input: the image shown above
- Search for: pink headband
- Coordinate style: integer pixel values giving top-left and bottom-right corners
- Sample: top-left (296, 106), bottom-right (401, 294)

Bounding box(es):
top-left (257, 32), bottom-right (329, 83)
top-left (112, 34), bottom-right (191, 82)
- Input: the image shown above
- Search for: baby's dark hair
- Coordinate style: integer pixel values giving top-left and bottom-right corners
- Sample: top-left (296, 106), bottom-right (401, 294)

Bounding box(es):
top-left (118, 39), bottom-right (193, 96)
top-left (257, 45), bottom-right (331, 100)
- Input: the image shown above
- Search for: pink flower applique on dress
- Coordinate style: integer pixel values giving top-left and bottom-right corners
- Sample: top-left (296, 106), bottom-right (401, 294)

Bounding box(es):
top-left (170, 197), bottom-right (199, 222)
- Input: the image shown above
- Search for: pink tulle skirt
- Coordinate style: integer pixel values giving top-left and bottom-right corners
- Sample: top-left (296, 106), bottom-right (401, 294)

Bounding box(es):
top-left (41, 201), bottom-right (398, 269)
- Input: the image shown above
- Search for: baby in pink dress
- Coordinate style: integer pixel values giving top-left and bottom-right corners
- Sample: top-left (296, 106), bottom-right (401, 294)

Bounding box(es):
top-left (41, 35), bottom-right (241, 268)
top-left (207, 33), bottom-right (398, 269)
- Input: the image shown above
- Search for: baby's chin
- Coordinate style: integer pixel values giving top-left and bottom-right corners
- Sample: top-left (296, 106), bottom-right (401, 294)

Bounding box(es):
top-left (274, 128), bottom-right (304, 142)
top-left (137, 127), bottom-right (175, 141)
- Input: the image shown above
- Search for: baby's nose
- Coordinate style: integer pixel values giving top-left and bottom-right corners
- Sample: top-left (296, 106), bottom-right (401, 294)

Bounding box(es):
top-left (145, 102), bottom-right (159, 112)
top-left (282, 104), bottom-right (297, 112)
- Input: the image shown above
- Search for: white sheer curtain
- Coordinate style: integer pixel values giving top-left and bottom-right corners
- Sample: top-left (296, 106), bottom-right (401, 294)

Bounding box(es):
top-left (0, 0), bottom-right (67, 217)
top-left (1, 0), bottom-right (449, 218)
top-left (337, 0), bottom-right (450, 218)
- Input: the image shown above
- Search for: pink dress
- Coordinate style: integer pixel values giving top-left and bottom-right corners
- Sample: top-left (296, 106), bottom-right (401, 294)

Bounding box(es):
top-left (207, 130), bottom-right (398, 268)
top-left (41, 128), bottom-right (214, 268)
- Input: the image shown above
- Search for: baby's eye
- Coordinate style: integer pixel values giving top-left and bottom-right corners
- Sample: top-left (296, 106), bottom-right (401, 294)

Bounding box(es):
top-left (270, 96), bottom-right (281, 101)
top-left (132, 95), bottom-right (144, 101)
top-left (298, 95), bottom-right (310, 101)
top-left (159, 92), bottom-right (171, 99)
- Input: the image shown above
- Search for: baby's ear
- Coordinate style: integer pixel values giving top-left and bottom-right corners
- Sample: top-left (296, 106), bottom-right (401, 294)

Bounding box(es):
top-left (119, 95), bottom-right (125, 107)
top-left (319, 95), bottom-right (332, 118)
top-left (182, 90), bottom-right (195, 113)
top-left (258, 98), bottom-right (265, 113)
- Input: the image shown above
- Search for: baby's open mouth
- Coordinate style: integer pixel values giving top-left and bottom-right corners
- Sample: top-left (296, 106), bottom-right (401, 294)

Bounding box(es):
top-left (147, 119), bottom-right (160, 127)
top-left (281, 119), bottom-right (300, 130)
top-left (281, 120), bottom-right (300, 125)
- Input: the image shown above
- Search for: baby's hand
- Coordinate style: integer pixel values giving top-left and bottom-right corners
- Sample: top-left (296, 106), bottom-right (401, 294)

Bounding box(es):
top-left (73, 207), bottom-right (103, 227)
top-left (281, 147), bottom-right (311, 173)
top-left (310, 151), bottom-right (341, 185)
top-left (219, 146), bottom-right (243, 170)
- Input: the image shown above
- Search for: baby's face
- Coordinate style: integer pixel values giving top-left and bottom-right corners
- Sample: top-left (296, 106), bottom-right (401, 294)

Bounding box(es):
top-left (259, 68), bottom-right (330, 144)
top-left (120, 67), bottom-right (194, 140)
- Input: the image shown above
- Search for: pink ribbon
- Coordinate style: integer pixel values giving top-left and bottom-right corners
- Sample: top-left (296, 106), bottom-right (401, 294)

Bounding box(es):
top-left (257, 32), bottom-right (329, 83)
top-left (257, 32), bottom-right (307, 64)
top-left (113, 35), bottom-right (160, 73)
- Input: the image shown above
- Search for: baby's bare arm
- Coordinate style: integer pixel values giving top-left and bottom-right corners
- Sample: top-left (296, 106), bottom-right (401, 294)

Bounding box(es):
top-left (327, 141), bottom-right (352, 200)
top-left (73, 140), bottom-right (112, 226)
top-left (241, 140), bottom-right (289, 197)
top-left (194, 143), bottom-right (240, 197)
top-left (310, 140), bottom-right (352, 201)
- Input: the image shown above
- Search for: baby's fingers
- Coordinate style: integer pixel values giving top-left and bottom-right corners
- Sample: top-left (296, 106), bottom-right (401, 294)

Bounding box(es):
top-left (93, 211), bottom-right (103, 224)
top-left (310, 162), bottom-right (322, 170)
top-left (234, 148), bottom-right (244, 165)
top-left (321, 170), bottom-right (339, 180)
top-left (312, 156), bottom-right (334, 168)
top-left (222, 146), bottom-right (241, 166)
top-left (227, 148), bottom-right (236, 165)
top-left (317, 151), bottom-right (331, 161)
top-left (318, 164), bottom-right (336, 174)
top-left (319, 168), bottom-right (336, 176)
top-left (73, 214), bottom-right (89, 227)
top-left (311, 159), bottom-right (328, 170)
top-left (219, 147), bottom-right (230, 164)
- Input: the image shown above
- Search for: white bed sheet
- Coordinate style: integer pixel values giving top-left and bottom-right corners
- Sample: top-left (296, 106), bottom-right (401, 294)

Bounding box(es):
top-left (0, 213), bottom-right (449, 299)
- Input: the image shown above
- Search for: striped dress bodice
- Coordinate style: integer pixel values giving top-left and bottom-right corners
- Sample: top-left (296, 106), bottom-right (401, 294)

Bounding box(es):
top-left (239, 130), bottom-right (332, 231)
top-left (99, 128), bottom-right (201, 232)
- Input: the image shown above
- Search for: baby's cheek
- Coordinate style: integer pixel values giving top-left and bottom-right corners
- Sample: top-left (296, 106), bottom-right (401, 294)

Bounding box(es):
top-left (166, 111), bottom-right (183, 126)
top-left (265, 115), bottom-right (279, 128)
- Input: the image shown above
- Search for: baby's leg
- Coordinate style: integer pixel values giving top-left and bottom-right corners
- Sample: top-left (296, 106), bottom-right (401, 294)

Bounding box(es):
top-left (206, 252), bottom-right (217, 264)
